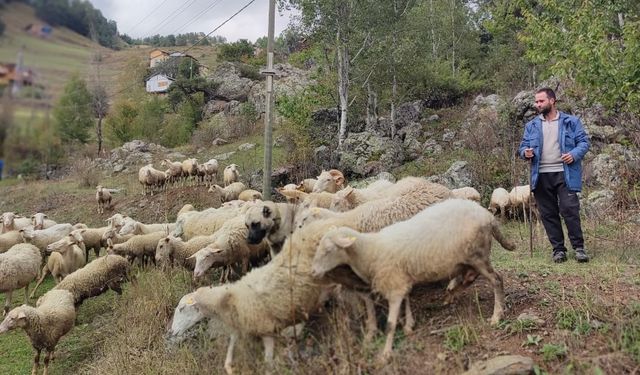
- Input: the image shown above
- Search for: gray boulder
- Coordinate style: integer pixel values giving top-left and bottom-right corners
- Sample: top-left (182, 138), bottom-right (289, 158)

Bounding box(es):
top-left (427, 160), bottom-right (473, 189)
top-left (338, 131), bottom-right (405, 177)
top-left (583, 189), bottom-right (616, 218)
top-left (248, 63), bottom-right (314, 114)
top-left (210, 62), bottom-right (257, 102)
top-left (462, 355), bottom-right (535, 375)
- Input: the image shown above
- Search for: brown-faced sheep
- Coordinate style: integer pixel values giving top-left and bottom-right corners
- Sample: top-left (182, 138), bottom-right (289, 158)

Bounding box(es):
top-left (0, 243), bottom-right (42, 315)
top-left (199, 159), bottom-right (219, 186)
top-left (0, 289), bottom-right (76, 375)
top-left (311, 199), bottom-right (515, 361)
top-left (54, 254), bottom-right (130, 306)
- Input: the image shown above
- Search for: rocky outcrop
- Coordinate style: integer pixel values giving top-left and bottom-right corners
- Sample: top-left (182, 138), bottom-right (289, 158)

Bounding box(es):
top-left (95, 140), bottom-right (169, 173)
top-left (338, 131), bottom-right (405, 177)
top-left (426, 161), bottom-right (473, 189)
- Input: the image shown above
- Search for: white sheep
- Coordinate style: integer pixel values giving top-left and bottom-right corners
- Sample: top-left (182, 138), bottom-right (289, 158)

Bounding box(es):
top-left (155, 234), bottom-right (217, 270)
top-left (296, 178), bottom-right (317, 193)
top-left (199, 159), bottom-right (219, 186)
top-left (509, 185), bottom-right (532, 223)
top-left (176, 204), bottom-right (195, 218)
top-left (488, 187), bottom-right (510, 219)
top-left (118, 219), bottom-right (176, 236)
top-left (329, 177), bottom-right (409, 212)
top-left (0, 230), bottom-right (25, 253)
top-left (71, 227), bottom-right (109, 263)
top-left (190, 215), bottom-right (269, 280)
top-left (167, 178), bottom-right (452, 372)
top-left (181, 158), bottom-right (199, 186)
top-left (54, 254), bottom-right (130, 306)
top-left (19, 224), bottom-right (74, 255)
top-left (312, 169), bottom-right (345, 193)
top-left (30, 234), bottom-right (86, 299)
top-left (451, 186), bottom-right (481, 202)
top-left (0, 243), bottom-right (42, 315)
top-left (278, 189), bottom-right (334, 209)
top-left (1, 212), bottom-right (32, 233)
top-left (208, 182), bottom-right (247, 203)
top-left (222, 164), bottom-right (240, 187)
top-left (30, 213), bottom-right (56, 230)
top-left (106, 231), bottom-right (168, 266)
top-left (161, 159), bottom-right (183, 186)
top-left (237, 189), bottom-right (263, 202)
top-left (173, 206), bottom-right (241, 240)
top-left (311, 199), bottom-right (515, 361)
top-left (138, 164), bottom-right (167, 195)
top-left (96, 185), bottom-right (112, 214)
top-left (0, 289), bottom-right (76, 375)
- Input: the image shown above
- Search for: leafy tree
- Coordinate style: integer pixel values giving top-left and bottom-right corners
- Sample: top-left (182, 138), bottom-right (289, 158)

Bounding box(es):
top-left (53, 75), bottom-right (93, 143)
top-left (218, 39), bottom-right (255, 61)
top-left (104, 100), bottom-right (138, 144)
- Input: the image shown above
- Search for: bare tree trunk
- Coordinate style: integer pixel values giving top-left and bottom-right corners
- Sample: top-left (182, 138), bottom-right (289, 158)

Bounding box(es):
top-left (337, 31), bottom-right (349, 149)
top-left (430, 0), bottom-right (436, 57)
top-left (390, 0), bottom-right (399, 139)
top-left (450, 0), bottom-right (456, 76)
top-left (97, 114), bottom-right (103, 155)
top-left (618, 12), bottom-right (624, 28)
top-left (366, 82), bottom-right (378, 129)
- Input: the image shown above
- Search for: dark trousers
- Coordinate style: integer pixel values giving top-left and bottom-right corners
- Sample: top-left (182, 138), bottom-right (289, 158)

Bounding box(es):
top-left (533, 172), bottom-right (584, 253)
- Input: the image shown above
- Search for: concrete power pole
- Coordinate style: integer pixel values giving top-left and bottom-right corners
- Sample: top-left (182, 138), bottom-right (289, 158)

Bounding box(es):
top-left (262, 0), bottom-right (276, 200)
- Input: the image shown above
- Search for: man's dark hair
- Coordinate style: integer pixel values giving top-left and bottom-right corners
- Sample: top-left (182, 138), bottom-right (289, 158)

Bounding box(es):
top-left (536, 87), bottom-right (556, 100)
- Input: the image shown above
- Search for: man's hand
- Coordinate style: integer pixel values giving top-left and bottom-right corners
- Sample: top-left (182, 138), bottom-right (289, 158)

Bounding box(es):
top-left (524, 148), bottom-right (534, 159)
top-left (561, 153), bottom-right (574, 164)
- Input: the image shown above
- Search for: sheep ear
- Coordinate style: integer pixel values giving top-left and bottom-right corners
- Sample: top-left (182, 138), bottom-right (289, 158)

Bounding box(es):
top-left (16, 311), bottom-right (27, 320)
top-left (262, 206), bottom-right (272, 218)
top-left (164, 237), bottom-right (170, 243)
top-left (333, 175), bottom-right (345, 187)
top-left (333, 234), bottom-right (356, 248)
top-left (80, 229), bottom-right (87, 233)
top-left (43, 214), bottom-right (48, 218)
top-left (30, 215), bottom-right (35, 219)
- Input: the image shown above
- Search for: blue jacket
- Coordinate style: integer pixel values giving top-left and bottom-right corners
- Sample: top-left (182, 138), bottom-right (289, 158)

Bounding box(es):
top-left (518, 111), bottom-right (590, 192)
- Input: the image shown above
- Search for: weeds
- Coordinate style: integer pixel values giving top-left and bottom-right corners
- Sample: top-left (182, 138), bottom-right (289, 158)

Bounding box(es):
top-left (541, 343), bottom-right (567, 362)
top-left (444, 325), bottom-right (474, 352)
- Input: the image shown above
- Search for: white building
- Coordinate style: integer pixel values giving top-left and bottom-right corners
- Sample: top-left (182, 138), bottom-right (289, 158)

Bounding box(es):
top-left (145, 73), bottom-right (174, 93)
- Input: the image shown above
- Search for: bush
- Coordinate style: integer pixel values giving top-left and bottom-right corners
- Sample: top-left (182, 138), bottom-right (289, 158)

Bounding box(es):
top-left (70, 157), bottom-right (100, 188)
top-left (218, 39), bottom-right (254, 62)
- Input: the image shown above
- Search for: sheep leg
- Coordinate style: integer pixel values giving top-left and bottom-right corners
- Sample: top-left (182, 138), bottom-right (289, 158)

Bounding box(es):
top-left (471, 260), bottom-right (505, 325)
top-left (30, 266), bottom-right (49, 299)
top-left (361, 293), bottom-right (378, 342)
top-left (403, 296), bottom-right (415, 335)
top-left (31, 349), bottom-right (40, 375)
top-left (23, 284), bottom-right (30, 305)
top-left (262, 335), bottom-right (275, 371)
top-left (3, 291), bottom-right (12, 316)
top-left (224, 332), bottom-right (238, 375)
top-left (42, 350), bottom-right (52, 375)
top-left (379, 294), bottom-right (404, 363)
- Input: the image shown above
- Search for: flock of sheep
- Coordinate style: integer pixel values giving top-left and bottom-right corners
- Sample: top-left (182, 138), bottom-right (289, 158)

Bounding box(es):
top-left (137, 158), bottom-right (232, 196)
top-left (0, 167), bottom-right (537, 374)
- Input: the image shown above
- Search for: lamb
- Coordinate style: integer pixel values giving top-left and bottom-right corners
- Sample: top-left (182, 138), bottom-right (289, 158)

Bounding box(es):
top-left (155, 234), bottom-right (217, 270)
top-left (0, 289), bottom-right (76, 375)
top-left (311, 199), bottom-right (516, 361)
top-left (31, 213), bottom-right (57, 230)
top-left (72, 227), bottom-right (110, 263)
top-left (208, 182), bottom-right (247, 202)
top-left (451, 186), bottom-right (481, 202)
top-left (488, 187), bottom-right (510, 219)
top-left (312, 169), bottom-right (345, 193)
top-left (30, 235), bottom-right (86, 299)
top-left (0, 243), bottom-right (42, 315)
top-left (237, 189), bottom-right (263, 202)
top-left (190, 215), bottom-right (269, 279)
top-left (245, 201), bottom-right (298, 257)
top-left (223, 164), bottom-right (240, 187)
top-left (118, 219), bottom-right (176, 236)
top-left (278, 189), bottom-right (334, 209)
top-left (167, 178), bottom-right (452, 372)
top-left (1, 212), bottom-right (32, 233)
top-left (296, 178), bottom-right (317, 193)
top-left (96, 185), bottom-right (112, 214)
top-left (106, 230), bottom-right (168, 266)
top-left (54, 254), bottom-right (130, 306)
top-left (181, 158), bottom-right (199, 186)
top-left (0, 230), bottom-right (25, 253)
top-left (173, 206), bottom-right (241, 240)
top-left (20, 224), bottom-right (74, 255)
top-left (161, 159), bottom-right (183, 186)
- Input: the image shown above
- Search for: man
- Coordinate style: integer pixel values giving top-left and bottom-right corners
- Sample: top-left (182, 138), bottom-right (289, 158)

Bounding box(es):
top-left (518, 88), bottom-right (590, 263)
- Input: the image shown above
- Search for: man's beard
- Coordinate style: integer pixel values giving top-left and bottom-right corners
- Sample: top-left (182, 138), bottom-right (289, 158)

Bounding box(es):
top-left (538, 104), bottom-right (551, 115)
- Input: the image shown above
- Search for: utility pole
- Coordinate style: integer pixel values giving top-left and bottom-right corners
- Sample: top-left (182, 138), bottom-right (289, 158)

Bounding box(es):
top-left (262, 0), bottom-right (276, 199)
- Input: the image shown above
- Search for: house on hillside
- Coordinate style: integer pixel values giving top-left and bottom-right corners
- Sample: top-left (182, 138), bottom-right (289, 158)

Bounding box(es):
top-left (24, 23), bottom-right (53, 38)
top-left (149, 49), bottom-right (170, 68)
top-left (0, 63), bottom-right (34, 87)
top-left (145, 73), bottom-right (174, 93)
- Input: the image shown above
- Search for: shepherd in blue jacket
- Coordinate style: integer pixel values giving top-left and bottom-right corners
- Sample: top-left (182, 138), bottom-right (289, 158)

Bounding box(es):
top-left (518, 88), bottom-right (590, 263)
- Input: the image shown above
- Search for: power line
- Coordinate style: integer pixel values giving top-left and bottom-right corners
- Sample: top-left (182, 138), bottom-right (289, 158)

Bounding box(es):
top-left (106, 0), bottom-right (258, 100)
top-left (140, 0), bottom-right (199, 39)
top-left (123, 0), bottom-right (172, 36)
top-left (171, 0), bottom-right (225, 35)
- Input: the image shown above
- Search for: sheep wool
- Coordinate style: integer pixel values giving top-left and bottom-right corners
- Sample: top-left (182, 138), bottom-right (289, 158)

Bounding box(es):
top-left (0, 243), bottom-right (42, 314)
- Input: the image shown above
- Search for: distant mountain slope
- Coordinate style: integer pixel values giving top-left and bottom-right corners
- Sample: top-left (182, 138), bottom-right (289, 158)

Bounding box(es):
top-left (0, 2), bottom-right (106, 103)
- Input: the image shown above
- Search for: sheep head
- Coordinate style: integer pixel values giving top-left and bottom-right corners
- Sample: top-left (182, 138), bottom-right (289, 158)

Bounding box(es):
top-left (311, 227), bottom-right (358, 279)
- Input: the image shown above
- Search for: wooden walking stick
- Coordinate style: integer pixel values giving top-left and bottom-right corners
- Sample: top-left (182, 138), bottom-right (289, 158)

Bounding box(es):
top-left (527, 159), bottom-right (534, 257)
